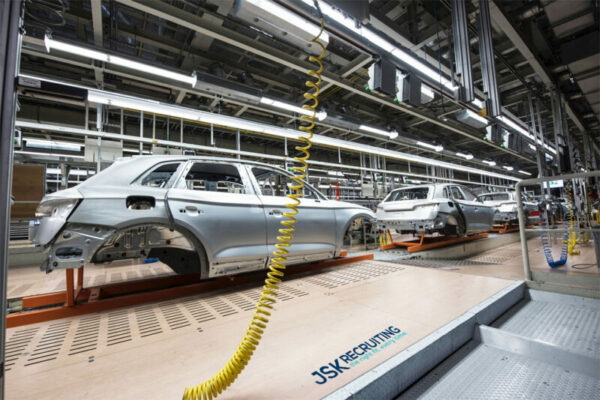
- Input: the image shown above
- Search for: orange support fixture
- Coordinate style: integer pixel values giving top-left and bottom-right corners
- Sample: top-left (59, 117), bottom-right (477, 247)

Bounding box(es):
top-left (381, 231), bottom-right (488, 253)
top-left (8, 253), bottom-right (373, 328)
top-left (491, 222), bottom-right (520, 234)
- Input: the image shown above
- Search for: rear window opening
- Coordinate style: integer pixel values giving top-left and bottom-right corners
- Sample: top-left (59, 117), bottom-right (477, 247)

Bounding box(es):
top-left (386, 187), bottom-right (429, 202)
top-left (479, 193), bottom-right (510, 201)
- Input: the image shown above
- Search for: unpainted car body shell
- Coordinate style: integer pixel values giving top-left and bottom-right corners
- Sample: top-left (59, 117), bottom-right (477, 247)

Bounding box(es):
top-left (376, 184), bottom-right (494, 236)
top-left (477, 191), bottom-right (541, 225)
top-left (30, 156), bottom-right (375, 278)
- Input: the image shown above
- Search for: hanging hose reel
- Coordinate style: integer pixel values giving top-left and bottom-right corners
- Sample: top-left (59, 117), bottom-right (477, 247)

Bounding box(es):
top-left (182, 6), bottom-right (326, 400)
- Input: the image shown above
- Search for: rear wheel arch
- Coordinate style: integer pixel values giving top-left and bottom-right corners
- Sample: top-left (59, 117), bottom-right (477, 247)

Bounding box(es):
top-left (91, 222), bottom-right (209, 277)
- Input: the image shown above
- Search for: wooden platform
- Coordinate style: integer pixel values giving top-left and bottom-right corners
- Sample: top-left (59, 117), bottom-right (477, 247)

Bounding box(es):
top-left (4, 261), bottom-right (515, 400)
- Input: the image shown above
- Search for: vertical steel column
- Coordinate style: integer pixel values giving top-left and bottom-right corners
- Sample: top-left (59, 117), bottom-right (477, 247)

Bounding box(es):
top-left (478, 0), bottom-right (501, 117)
top-left (551, 91), bottom-right (563, 173)
top-left (0, 2), bottom-right (22, 397)
top-left (236, 129), bottom-right (240, 159)
top-left (119, 108), bottom-right (124, 146)
top-left (180, 118), bottom-right (183, 144)
top-left (528, 93), bottom-right (545, 177)
top-left (96, 104), bottom-right (102, 172)
top-left (139, 111), bottom-right (144, 155)
top-left (452, 0), bottom-right (473, 102)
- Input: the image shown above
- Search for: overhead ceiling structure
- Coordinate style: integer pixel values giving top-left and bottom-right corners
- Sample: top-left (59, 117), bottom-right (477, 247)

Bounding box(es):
top-left (14, 0), bottom-right (600, 188)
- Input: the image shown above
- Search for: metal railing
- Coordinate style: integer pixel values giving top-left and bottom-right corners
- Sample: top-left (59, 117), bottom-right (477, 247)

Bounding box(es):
top-left (515, 171), bottom-right (600, 283)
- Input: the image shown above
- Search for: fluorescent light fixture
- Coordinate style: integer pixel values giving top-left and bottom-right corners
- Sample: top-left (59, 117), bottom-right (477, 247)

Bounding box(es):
top-left (497, 115), bottom-right (533, 140)
top-left (498, 114), bottom-right (558, 155)
top-left (88, 91), bottom-right (200, 120)
top-left (502, 165), bottom-right (514, 171)
top-left (247, 0), bottom-right (329, 45)
top-left (300, 0), bottom-right (457, 91)
top-left (420, 85), bottom-right (435, 103)
top-left (45, 168), bottom-right (94, 176)
top-left (109, 55), bottom-right (196, 85)
top-left (44, 35), bottom-right (108, 62)
top-left (359, 124), bottom-right (397, 139)
top-left (45, 35), bottom-right (196, 85)
top-left (15, 150), bottom-right (86, 159)
top-left (260, 97), bottom-right (328, 121)
top-left (518, 170), bottom-right (532, 176)
top-left (421, 85), bottom-right (435, 99)
top-left (528, 143), bottom-right (536, 151)
top-left (417, 141), bottom-right (443, 152)
top-left (25, 138), bottom-right (82, 152)
top-left (483, 160), bottom-right (496, 166)
top-left (316, 111), bottom-right (328, 121)
top-left (465, 109), bottom-right (488, 126)
top-left (471, 98), bottom-right (485, 109)
top-left (52, 87), bottom-right (520, 181)
top-left (456, 152), bottom-right (474, 160)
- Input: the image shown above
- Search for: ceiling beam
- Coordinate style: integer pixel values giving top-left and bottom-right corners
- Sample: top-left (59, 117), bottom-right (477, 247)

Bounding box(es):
top-left (114, 0), bottom-right (533, 164)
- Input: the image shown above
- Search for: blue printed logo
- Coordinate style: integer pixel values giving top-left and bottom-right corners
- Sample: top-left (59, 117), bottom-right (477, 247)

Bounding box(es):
top-left (311, 326), bottom-right (407, 385)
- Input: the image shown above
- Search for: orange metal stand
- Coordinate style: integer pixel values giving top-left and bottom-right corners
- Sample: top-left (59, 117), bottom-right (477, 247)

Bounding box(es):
top-left (491, 222), bottom-right (520, 234)
top-left (8, 253), bottom-right (373, 328)
top-left (380, 231), bottom-right (489, 253)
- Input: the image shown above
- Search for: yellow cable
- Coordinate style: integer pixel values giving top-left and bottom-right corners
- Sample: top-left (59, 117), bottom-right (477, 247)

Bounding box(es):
top-left (182, 15), bottom-right (326, 400)
top-left (566, 183), bottom-right (580, 255)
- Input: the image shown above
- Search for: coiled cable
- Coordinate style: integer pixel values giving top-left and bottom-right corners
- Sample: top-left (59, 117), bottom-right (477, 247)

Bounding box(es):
top-left (540, 182), bottom-right (577, 267)
top-left (182, 9), bottom-right (326, 400)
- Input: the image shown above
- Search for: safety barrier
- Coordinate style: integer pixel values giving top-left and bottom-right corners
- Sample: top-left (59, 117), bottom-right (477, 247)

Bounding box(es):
top-left (515, 171), bottom-right (600, 297)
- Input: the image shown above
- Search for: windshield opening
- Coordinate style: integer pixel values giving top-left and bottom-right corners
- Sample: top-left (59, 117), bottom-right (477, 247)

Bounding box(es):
top-left (385, 187), bottom-right (429, 202)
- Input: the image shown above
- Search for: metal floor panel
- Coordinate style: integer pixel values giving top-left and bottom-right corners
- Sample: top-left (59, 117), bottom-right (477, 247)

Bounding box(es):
top-left (398, 341), bottom-right (600, 400)
top-left (493, 296), bottom-right (600, 358)
top-left (397, 290), bottom-right (600, 400)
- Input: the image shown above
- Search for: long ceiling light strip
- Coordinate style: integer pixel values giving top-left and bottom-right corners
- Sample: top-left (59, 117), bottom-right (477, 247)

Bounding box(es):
top-left (245, 0), bottom-right (329, 44)
top-left (297, 0), bottom-right (558, 159)
top-left (300, 0), bottom-right (457, 91)
top-left (496, 115), bottom-right (557, 156)
top-left (24, 138), bottom-right (82, 152)
top-left (45, 35), bottom-right (197, 85)
top-left (84, 90), bottom-right (518, 181)
top-left (15, 120), bottom-right (512, 189)
top-left (358, 124), bottom-right (398, 139)
top-left (416, 141), bottom-right (443, 152)
top-left (45, 37), bottom-right (330, 122)
top-left (259, 97), bottom-right (327, 120)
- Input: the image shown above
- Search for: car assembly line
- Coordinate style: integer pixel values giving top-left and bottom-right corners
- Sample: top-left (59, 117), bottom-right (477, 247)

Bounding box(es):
top-left (1, 1), bottom-right (598, 400)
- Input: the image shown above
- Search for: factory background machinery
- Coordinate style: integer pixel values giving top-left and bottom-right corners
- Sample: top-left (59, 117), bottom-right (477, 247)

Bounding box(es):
top-left (0, 1), bottom-right (598, 399)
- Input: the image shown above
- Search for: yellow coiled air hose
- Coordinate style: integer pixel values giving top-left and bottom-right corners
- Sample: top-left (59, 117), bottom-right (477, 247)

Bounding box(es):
top-left (566, 182), bottom-right (580, 255)
top-left (182, 12), bottom-right (326, 400)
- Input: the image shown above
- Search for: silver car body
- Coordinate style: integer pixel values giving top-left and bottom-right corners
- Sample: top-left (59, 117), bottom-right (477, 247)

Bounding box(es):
top-left (29, 156), bottom-right (375, 278)
top-left (477, 191), bottom-right (541, 225)
top-left (376, 184), bottom-right (494, 236)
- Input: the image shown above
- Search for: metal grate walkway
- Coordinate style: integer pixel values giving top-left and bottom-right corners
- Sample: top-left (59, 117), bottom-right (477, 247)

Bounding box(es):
top-left (398, 290), bottom-right (600, 400)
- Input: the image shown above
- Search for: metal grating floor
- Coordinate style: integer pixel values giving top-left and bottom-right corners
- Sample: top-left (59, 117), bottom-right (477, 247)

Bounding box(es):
top-left (399, 341), bottom-right (600, 400)
top-left (494, 298), bottom-right (600, 358)
top-left (4, 261), bottom-right (403, 374)
top-left (397, 291), bottom-right (600, 400)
